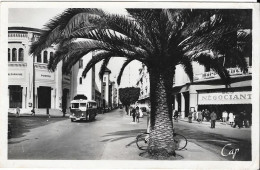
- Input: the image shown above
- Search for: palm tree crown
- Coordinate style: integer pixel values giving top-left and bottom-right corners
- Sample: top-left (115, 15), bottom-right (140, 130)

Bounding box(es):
top-left (30, 8), bottom-right (251, 157)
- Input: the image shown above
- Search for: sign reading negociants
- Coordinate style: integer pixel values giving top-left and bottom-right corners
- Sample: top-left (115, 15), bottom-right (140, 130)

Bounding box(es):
top-left (198, 91), bottom-right (251, 105)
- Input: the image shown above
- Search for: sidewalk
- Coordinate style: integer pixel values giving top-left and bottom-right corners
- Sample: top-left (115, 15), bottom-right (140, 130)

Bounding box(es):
top-left (178, 117), bottom-right (251, 131)
top-left (101, 113), bottom-right (225, 160)
top-left (8, 108), bottom-right (69, 118)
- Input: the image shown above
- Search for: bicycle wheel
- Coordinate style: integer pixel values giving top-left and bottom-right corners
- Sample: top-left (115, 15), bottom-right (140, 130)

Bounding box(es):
top-left (173, 133), bottom-right (187, 150)
top-left (136, 133), bottom-right (149, 150)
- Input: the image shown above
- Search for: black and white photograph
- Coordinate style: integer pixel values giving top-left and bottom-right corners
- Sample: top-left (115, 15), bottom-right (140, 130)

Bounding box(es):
top-left (0, 1), bottom-right (259, 169)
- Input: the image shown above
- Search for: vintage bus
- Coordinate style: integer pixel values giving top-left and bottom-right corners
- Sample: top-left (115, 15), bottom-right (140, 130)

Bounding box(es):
top-left (69, 99), bottom-right (97, 122)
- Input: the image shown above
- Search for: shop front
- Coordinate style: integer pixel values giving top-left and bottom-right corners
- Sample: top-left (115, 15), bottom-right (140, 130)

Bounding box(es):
top-left (197, 91), bottom-right (252, 121)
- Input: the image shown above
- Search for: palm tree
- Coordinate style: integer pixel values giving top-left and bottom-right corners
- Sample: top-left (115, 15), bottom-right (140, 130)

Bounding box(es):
top-left (30, 8), bottom-right (251, 157)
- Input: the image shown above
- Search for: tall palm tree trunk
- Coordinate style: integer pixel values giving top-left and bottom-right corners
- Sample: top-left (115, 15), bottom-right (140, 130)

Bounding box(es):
top-left (148, 67), bottom-right (176, 157)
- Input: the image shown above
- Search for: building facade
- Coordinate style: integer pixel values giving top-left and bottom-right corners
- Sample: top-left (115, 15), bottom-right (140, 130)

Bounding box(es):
top-left (137, 55), bottom-right (252, 120)
top-left (8, 26), bottom-right (106, 114)
top-left (136, 63), bottom-right (151, 108)
top-left (8, 27), bottom-right (64, 113)
top-left (70, 53), bottom-right (96, 102)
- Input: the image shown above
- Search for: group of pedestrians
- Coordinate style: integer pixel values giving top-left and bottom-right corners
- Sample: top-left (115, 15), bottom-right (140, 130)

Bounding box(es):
top-left (130, 106), bottom-right (140, 123)
top-left (187, 109), bottom-right (251, 129)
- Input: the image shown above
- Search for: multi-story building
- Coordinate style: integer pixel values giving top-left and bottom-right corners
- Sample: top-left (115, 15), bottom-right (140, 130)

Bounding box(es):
top-left (70, 53), bottom-right (96, 102)
top-left (8, 26), bottom-right (65, 113)
top-left (137, 48), bottom-right (252, 120)
top-left (136, 63), bottom-right (150, 108)
top-left (110, 81), bottom-right (118, 108)
top-left (8, 26), bottom-right (104, 114)
top-left (173, 59), bottom-right (252, 119)
top-left (102, 67), bottom-right (111, 108)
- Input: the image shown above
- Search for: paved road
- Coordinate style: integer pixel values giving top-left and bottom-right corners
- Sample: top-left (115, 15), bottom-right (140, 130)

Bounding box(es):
top-left (8, 109), bottom-right (146, 159)
top-left (8, 109), bottom-right (251, 161)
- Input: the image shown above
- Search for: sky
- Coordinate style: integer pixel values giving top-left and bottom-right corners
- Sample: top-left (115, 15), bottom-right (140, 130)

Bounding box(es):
top-left (8, 8), bottom-right (142, 88)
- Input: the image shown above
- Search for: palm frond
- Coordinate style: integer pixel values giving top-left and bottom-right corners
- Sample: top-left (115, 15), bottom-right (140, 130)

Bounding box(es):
top-left (82, 51), bottom-right (114, 78)
top-left (30, 8), bottom-right (106, 56)
top-left (99, 57), bottom-right (111, 80)
top-left (192, 51), bottom-right (230, 86)
top-left (117, 59), bottom-right (133, 85)
top-left (179, 56), bottom-right (194, 82)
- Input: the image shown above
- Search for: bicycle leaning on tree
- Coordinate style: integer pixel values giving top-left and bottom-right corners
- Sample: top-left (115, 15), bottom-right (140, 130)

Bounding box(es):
top-left (136, 132), bottom-right (187, 151)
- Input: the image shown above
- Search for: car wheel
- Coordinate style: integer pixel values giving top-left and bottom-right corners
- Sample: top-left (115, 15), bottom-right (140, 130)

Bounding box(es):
top-left (71, 118), bottom-right (74, 122)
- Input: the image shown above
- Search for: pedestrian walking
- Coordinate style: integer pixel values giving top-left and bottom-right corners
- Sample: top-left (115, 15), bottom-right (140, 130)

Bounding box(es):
top-left (202, 109), bottom-right (205, 121)
top-left (31, 107), bottom-right (35, 116)
top-left (47, 107), bottom-right (51, 118)
top-left (136, 106), bottom-right (140, 123)
top-left (210, 111), bottom-right (217, 128)
top-left (197, 110), bottom-right (202, 123)
top-left (241, 110), bottom-right (248, 128)
top-left (228, 111), bottom-right (234, 126)
top-left (222, 110), bottom-right (228, 123)
top-left (193, 110), bottom-right (197, 121)
top-left (233, 112), bottom-right (242, 128)
top-left (173, 110), bottom-right (179, 122)
top-left (188, 110), bottom-right (193, 123)
top-left (131, 107), bottom-right (136, 122)
top-left (205, 109), bottom-right (210, 121)
top-left (16, 107), bottom-right (20, 117)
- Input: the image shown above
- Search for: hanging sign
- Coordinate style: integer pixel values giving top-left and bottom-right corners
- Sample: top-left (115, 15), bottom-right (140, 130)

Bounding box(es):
top-left (198, 91), bottom-right (251, 105)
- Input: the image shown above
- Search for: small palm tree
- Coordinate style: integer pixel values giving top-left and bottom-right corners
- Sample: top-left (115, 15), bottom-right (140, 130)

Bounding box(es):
top-left (30, 8), bottom-right (251, 157)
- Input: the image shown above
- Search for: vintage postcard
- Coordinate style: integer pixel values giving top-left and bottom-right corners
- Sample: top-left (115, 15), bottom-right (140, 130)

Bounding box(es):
top-left (0, 1), bottom-right (259, 169)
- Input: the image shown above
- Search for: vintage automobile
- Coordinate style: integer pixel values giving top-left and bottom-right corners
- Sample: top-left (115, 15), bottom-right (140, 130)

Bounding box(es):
top-left (69, 99), bottom-right (97, 122)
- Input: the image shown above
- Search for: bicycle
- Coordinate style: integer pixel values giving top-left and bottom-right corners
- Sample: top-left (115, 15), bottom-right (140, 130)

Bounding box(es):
top-left (136, 132), bottom-right (187, 151)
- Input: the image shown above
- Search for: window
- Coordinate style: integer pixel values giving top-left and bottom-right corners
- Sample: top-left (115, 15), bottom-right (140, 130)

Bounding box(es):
top-left (103, 77), bottom-right (106, 82)
top-left (79, 77), bottom-right (82, 84)
top-left (37, 54), bottom-right (42, 63)
top-left (18, 48), bottom-right (24, 61)
top-left (72, 103), bottom-right (79, 108)
top-left (12, 48), bottom-right (17, 61)
top-left (8, 48), bottom-right (10, 61)
top-left (50, 52), bottom-right (54, 59)
top-left (43, 51), bottom-right (48, 63)
top-left (80, 103), bottom-right (86, 107)
top-left (79, 59), bottom-right (83, 68)
top-left (205, 65), bottom-right (210, 72)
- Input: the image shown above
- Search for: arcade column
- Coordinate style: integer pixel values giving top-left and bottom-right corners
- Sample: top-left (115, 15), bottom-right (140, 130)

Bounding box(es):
top-left (181, 93), bottom-right (185, 119)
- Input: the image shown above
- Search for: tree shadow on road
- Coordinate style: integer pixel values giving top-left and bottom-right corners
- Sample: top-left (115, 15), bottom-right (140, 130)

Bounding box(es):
top-left (100, 129), bottom-right (146, 147)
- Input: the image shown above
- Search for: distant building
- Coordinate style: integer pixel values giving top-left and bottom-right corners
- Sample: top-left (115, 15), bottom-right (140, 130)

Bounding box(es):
top-left (102, 67), bottom-right (111, 108)
top-left (136, 63), bottom-right (150, 108)
top-left (70, 53), bottom-right (96, 102)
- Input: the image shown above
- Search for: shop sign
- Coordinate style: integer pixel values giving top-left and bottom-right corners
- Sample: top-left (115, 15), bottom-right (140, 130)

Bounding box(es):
top-left (8, 71), bottom-right (24, 79)
top-left (36, 71), bottom-right (54, 80)
top-left (198, 91), bottom-right (251, 105)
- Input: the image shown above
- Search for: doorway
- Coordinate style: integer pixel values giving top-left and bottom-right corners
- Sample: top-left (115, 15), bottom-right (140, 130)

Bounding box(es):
top-left (38, 86), bottom-right (51, 108)
top-left (9, 85), bottom-right (22, 108)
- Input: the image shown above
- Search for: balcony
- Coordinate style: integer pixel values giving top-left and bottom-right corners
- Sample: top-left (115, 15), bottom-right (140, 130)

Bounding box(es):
top-left (194, 67), bottom-right (252, 81)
